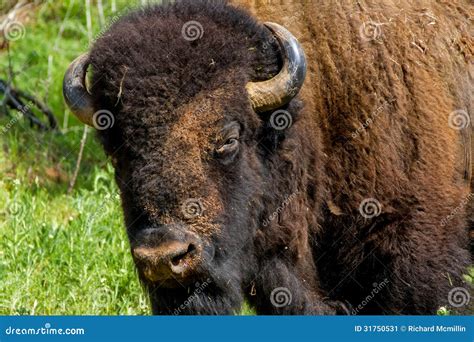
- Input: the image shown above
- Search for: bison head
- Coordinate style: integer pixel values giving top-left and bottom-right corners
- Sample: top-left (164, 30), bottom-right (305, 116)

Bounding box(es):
top-left (63, 1), bottom-right (308, 313)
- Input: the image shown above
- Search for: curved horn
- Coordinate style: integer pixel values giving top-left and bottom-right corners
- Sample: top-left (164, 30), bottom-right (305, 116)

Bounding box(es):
top-left (246, 22), bottom-right (307, 113)
top-left (62, 53), bottom-right (94, 126)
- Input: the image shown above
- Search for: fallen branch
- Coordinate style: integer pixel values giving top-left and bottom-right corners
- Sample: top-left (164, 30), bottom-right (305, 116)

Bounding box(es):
top-left (0, 78), bottom-right (58, 130)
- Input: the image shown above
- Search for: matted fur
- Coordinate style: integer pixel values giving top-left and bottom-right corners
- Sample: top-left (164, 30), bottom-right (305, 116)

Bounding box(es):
top-left (87, 0), bottom-right (472, 314)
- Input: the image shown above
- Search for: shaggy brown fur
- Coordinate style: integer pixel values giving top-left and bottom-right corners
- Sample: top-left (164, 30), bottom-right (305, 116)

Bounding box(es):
top-left (232, 0), bottom-right (473, 314)
top-left (87, 0), bottom-right (472, 314)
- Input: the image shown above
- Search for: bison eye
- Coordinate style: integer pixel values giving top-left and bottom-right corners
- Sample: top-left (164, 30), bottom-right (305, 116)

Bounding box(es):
top-left (223, 138), bottom-right (238, 148)
top-left (215, 137), bottom-right (239, 157)
top-left (215, 122), bottom-right (240, 164)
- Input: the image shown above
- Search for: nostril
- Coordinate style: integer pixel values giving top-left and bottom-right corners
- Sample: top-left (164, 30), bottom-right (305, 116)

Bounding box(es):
top-left (187, 243), bottom-right (197, 254)
top-left (170, 244), bottom-right (197, 267)
top-left (171, 253), bottom-right (185, 267)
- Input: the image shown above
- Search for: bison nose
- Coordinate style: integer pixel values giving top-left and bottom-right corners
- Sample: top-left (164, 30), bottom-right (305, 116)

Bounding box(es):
top-left (132, 240), bottom-right (201, 282)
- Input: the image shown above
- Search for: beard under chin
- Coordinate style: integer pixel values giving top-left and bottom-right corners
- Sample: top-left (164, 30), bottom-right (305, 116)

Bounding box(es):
top-left (146, 280), bottom-right (243, 315)
top-left (145, 258), bottom-right (246, 315)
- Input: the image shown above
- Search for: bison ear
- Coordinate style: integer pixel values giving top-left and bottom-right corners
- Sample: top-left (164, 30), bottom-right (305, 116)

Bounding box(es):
top-left (246, 22), bottom-right (307, 113)
top-left (62, 53), bottom-right (95, 126)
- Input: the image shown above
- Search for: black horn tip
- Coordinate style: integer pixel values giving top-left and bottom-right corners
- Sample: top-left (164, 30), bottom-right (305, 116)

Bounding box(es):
top-left (62, 53), bottom-right (95, 126)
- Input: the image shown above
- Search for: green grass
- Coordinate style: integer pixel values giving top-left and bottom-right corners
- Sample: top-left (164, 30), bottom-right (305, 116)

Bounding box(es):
top-left (0, 0), bottom-right (154, 315)
top-left (0, 0), bottom-right (469, 316)
top-left (0, 156), bottom-right (149, 314)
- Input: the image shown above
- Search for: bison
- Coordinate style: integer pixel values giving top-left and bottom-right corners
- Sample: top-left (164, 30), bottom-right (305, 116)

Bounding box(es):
top-left (63, 0), bottom-right (472, 314)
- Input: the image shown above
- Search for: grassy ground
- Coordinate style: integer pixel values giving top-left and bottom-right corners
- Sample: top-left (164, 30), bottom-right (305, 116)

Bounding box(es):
top-left (0, 0), bottom-right (155, 315)
top-left (0, 0), bottom-right (471, 315)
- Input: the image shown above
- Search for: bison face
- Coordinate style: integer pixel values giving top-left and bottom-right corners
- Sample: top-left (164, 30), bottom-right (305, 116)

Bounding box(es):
top-left (62, 1), bottom-right (306, 310)
top-left (111, 82), bottom-right (266, 288)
